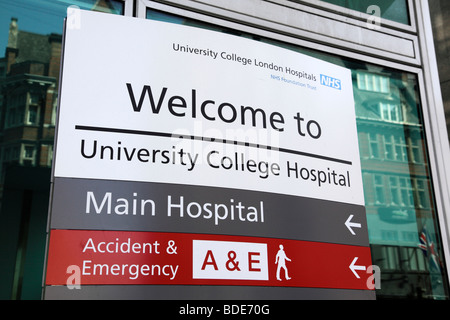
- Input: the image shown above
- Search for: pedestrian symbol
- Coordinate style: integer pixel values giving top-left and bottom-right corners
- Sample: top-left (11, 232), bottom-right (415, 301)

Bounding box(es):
top-left (275, 244), bottom-right (291, 281)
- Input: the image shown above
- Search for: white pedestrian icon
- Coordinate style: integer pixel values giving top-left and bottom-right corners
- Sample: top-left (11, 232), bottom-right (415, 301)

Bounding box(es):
top-left (275, 244), bottom-right (291, 281)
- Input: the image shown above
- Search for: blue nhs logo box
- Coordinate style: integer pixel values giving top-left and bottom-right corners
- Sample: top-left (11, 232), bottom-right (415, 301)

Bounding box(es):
top-left (320, 74), bottom-right (341, 90)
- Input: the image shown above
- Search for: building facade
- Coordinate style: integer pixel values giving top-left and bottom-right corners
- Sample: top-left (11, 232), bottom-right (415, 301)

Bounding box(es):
top-left (430, 0), bottom-right (450, 142)
top-left (0, 19), bottom-right (59, 170)
top-left (1, 0), bottom-right (450, 300)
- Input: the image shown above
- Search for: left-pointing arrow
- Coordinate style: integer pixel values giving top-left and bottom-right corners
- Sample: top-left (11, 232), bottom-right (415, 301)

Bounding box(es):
top-left (345, 214), bottom-right (362, 235)
top-left (349, 257), bottom-right (366, 279)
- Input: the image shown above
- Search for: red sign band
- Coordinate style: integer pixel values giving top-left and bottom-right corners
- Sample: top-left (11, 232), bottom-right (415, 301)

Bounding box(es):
top-left (46, 229), bottom-right (373, 290)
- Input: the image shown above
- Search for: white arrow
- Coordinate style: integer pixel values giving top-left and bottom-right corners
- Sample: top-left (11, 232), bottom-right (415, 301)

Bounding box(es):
top-left (345, 214), bottom-right (361, 235)
top-left (349, 257), bottom-right (366, 279)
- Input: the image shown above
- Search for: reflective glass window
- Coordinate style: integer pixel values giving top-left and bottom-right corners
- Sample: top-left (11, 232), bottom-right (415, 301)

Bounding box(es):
top-left (146, 9), bottom-right (449, 299)
top-left (320, 0), bottom-right (410, 25)
top-left (0, 0), bottom-right (125, 300)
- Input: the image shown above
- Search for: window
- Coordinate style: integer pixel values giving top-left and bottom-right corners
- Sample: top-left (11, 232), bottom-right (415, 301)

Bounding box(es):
top-left (29, 93), bottom-right (40, 105)
top-left (357, 73), bottom-right (390, 93)
top-left (374, 174), bottom-right (385, 204)
top-left (23, 145), bottom-right (34, 158)
top-left (385, 135), bottom-right (394, 160)
top-left (384, 134), bottom-right (408, 161)
top-left (27, 105), bottom-right (38, 124)
top-left (369, 133), bottom-right (380, 159)
top-left (146, 9), bottom-right (449, 299)
top-left (394, 136), bottom-right (408, 162)
top-left (389, 176), bottom-right (413, 207)
top-left (319, 0), bottom-right (410, 25)
top-left (380, 102), bottom-right (403, 122)
top-left (409, 135), bottom-right (424, 164)
top-left (51, 96), bottom-right (57, 125)
top-left (5, 94), bottom-right (25, 127)
top-left (22, 145), bottom-right (35, 166)
top-left (414, 178), bottom-right (430, 209)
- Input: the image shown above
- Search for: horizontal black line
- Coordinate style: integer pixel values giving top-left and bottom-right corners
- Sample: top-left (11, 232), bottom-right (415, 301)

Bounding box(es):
top-left (75, 125), bottom-right (353, 165)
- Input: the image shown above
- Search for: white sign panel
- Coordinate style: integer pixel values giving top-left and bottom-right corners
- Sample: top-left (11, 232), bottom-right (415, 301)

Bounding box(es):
top-left (54, 10), bottom-right (364, 206)
top-left (192, 240), bottom-right (269, 281)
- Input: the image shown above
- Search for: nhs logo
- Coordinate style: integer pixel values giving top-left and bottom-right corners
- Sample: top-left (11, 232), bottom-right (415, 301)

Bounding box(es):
top-left (320, 74), bottom-right (341, 90)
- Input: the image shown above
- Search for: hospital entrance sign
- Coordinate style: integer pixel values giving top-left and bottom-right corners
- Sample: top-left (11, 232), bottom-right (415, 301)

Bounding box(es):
top-left (43, 9), bottom-right (374, 299)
